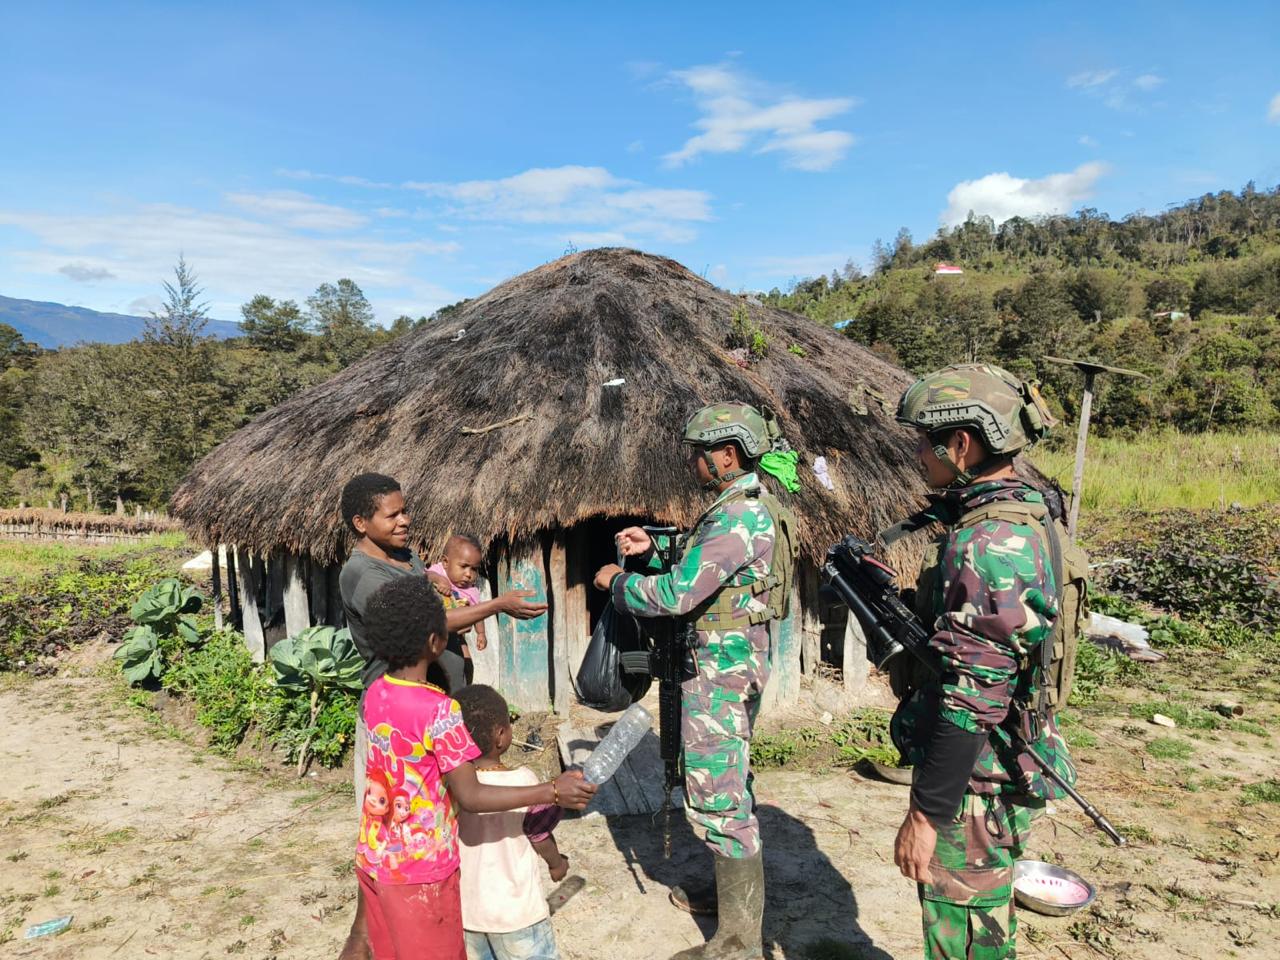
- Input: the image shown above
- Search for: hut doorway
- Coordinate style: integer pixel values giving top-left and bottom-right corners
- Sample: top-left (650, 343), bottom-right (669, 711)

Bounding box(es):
top-left (572, 514), bottom-right (666, 632)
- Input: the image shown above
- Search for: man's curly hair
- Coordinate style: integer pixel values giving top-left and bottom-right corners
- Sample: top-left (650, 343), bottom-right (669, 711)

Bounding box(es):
top-left (363, 576), bottom-right (446, 671)
top-left (340, 473), bottom-right (401, 534)
top-left (455, 684), bottom-right (510, 755)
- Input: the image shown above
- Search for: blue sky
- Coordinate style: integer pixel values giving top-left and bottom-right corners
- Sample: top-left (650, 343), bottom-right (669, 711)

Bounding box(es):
top-left (2, 1), bottom-right (1278, 323)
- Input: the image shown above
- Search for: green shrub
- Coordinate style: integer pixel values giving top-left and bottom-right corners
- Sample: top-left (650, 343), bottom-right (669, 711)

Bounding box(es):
top-left (269, 626), bottom-right (363, 775)
top-left (162, 630), bottom-right (278, 751)
top-left (1069, 639), bottom-right (1140, 705)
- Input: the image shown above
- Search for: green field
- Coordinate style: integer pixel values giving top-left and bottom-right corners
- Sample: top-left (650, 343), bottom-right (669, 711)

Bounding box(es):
top-left (0, 532), bottom-right (188, 581)
top-left (1030, 430), bottom-right (1280, 510)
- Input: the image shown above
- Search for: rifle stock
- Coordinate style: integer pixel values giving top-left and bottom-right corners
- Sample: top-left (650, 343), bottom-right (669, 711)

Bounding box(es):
top-left (822, 535), bottom-right (1126, 846)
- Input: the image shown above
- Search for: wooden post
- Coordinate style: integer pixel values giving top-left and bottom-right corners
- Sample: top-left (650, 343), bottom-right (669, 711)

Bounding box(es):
top-left (210, 541), bottom-right (224, 632)
top-left (1043, 356), bottom-right (1148, 540)
top-left (235, 547), bottom-right (266, 662)
top-left (327, 564), bottom-right (347, 629)
top-left (1067, 369), bottom-right (1096, 540)
top-left (283, 553), bottom-right (311, 638)
top-left (549, 533), bottom-right (571, 715)
top-left (799, 565), bottom-right (822, 676)
top-left (470, 576), bottom-right (500, 688)
top-left (226, 546), bottom-right (241, 630)
top-left (565, 527), bottom-right (591, 682)
top-left (308, 556), bottom-right (329, 626)
top-left (496, 540), bottom-right (551, 712)
top-left (843, 614), bottom-right (868, 695)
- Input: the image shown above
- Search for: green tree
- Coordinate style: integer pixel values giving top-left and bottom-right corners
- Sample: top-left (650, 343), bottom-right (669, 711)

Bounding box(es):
top-left (140, 258), bottom-right (233, 499)
top-left (307, 279), bottom-right (377, 367)
top-left (239, 295), bottom-right (307, 352)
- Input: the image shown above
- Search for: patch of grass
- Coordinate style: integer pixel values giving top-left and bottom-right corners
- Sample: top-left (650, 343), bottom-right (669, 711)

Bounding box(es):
top-left (1146, 737), bottom-right (1193, 760)
top-left (1129, 701), bottom-right (1221, 730)
top-left (1030, 431), bottom-right (1280, 510)
top-left (1057, 710), bottom-right (1099, 748)
top-left (1232, 719), bottom-right (1268, 736)
top-left (1241, 779), bottom-right (1280, 804)
top-left (0, 532), bottom-right (186, 581)
top-left (66, 826), bottom-right (138, 855)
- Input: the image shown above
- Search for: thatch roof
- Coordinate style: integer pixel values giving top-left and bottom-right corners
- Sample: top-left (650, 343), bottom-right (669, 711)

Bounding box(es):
top-left (172, 248), bottom-right (932, 566)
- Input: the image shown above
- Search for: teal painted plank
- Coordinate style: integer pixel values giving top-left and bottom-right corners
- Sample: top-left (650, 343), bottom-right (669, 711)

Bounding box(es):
top-left (497, 548), bottom-right (551, 712)
top-left (763, 586), bottom-right (801, 711)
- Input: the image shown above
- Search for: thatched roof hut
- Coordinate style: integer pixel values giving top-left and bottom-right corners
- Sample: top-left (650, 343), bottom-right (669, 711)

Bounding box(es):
top-left (173, 248), bottom-right (931, 711)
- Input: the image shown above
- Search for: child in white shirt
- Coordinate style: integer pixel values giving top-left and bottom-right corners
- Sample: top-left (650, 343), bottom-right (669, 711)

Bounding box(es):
top-left (455, 684), bottom-right (568, 960)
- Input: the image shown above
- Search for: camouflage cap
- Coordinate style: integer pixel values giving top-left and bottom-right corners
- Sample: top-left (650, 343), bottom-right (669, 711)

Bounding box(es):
top-left (895, 362), bottom-right (1054, 454)
top-left (682, 402), bottom-right (778, 459)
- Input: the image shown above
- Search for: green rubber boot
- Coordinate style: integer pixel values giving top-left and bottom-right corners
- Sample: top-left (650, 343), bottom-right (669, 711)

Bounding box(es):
top-left (669, 851), bottom-right (764, 960)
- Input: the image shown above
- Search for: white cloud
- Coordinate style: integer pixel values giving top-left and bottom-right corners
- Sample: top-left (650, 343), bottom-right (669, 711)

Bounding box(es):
top-left (1078, 134), bottom-right (1100, 148)
top-left (626, 139), bottom-right (644, 154)
top-left (941, 162), bottom-right (1109, 226)
top-left (127, 295), bottom-right (162, 316)
top-left (405, 165), bottom-right (711, 243)
top-left (661, 64), bottom-right (857, 171)
top-left (58, 262), bottom-right (116, 282)
top-left (1067, 69), bottom-right (1118, 89)
top-left (1134, 73), bottom-right (1165, 91)
top-left (0, 203), bottom-right (461, 321)
top-left (1269, 92), bottom-right (1280, 124)
top-left (276, 168), bottom-right (393, 189)
top-left (225, 190), bottom-right (369, 230)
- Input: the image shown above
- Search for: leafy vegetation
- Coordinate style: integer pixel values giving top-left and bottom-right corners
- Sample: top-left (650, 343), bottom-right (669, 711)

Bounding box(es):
top-left (268, 626), bottom-right (363, 774)
top-left (758, 183), bottom-right (1280, 437)
top-left (0, 260), bottom-right (440, 511)
top-left (751, 709), bottom-right (897, 770)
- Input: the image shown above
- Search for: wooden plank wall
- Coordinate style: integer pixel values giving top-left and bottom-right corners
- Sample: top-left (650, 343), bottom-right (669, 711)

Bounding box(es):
top-left (495, 540), bottom-right (551, 712)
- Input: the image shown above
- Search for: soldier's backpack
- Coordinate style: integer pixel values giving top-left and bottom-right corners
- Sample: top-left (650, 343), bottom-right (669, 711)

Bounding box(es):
top-left (688, 485), bottom-right (800, 631)
top-left (949, 498), bottom-right (1090, 714)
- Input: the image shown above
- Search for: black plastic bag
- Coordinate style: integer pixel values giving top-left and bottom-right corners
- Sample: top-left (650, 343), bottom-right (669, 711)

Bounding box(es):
top-left (574, 603), bottom-right (653, 712)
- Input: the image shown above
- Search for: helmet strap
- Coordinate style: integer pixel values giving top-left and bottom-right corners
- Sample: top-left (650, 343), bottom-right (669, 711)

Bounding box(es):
top-left (701, 446), bottom-right (746, 492)
top-left (932, 442), bottom-right (976, 488)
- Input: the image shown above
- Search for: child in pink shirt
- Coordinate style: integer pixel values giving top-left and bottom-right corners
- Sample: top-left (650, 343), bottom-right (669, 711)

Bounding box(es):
top-left (356, 577), bottom-right (595, 960)
top-left (427, 535), bottom-right (487, 690)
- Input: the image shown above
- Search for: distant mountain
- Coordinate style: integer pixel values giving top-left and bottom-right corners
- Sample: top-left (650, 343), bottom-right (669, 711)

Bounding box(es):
top-left (0, 294), bottom-right (241, 348)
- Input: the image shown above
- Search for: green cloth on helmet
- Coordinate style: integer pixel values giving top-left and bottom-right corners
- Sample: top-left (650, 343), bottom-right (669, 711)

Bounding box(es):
top-left (759, 450), bottom-right (800, 492)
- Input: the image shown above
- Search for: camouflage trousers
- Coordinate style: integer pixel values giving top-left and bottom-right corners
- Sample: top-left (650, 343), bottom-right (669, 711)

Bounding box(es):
top-left (918, 793), bottom-right (1040, 960)
top-left (681, 678), bottom-right (762, 859)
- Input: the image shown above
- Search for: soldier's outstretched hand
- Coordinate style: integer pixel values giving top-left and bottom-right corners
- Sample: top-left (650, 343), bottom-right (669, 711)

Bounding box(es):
top-left (614, 526), bottom-right (652, 557)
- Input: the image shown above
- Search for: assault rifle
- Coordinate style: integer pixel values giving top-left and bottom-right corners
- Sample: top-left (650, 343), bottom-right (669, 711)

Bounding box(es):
top-left (822, 534), bottom-right (1126, 846)
top-left (638, 525), bottom-right (696, 858)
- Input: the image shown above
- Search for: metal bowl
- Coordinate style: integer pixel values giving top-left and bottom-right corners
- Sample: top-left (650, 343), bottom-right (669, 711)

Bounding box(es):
top-left (859, 759), bottom-right (914, 786)
top-left (1013, 860), bottom-right (1096, 917)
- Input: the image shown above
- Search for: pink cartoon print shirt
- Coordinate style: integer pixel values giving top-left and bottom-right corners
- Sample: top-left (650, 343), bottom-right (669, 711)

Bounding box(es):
top-left (357, 675), bottom-right (481, 885)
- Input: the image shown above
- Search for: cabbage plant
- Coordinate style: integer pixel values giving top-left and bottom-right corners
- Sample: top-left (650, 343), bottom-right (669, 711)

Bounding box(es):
top-left (269, 626), bottom-right (362, 774)
top-left (113, 625), bottom-right (162, 684)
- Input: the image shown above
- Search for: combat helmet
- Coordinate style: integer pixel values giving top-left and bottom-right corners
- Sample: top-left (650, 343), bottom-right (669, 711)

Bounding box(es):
top-left (682, 402), bottom-right (787, 489)
top-left (896, 362), bottom-right (1054, 484)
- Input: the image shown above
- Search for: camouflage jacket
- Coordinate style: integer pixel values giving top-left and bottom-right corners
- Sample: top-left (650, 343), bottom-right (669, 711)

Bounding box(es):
top-left (610, 473), bottom-right (777, 703)
top-left (893, 478), bottom-right (1077, 800)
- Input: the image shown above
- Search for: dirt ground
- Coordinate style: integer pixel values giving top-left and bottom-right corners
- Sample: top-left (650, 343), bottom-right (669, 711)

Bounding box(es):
top-left (1, 642), bottom-right (1277, 960)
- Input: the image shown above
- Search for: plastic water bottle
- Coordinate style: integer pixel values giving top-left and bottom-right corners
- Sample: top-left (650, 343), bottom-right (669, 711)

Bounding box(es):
top-left (582, 703), bottom-right (653, 784)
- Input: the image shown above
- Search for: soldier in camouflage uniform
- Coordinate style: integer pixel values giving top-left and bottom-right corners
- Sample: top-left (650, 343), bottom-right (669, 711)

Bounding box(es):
top-left (593, 402), bottom-right (794, 960)
top-left (890, 363), bottom-right (1077, 960)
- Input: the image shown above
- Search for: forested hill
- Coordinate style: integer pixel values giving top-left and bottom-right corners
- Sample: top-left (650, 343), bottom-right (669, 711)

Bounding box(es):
top-left (0, 295), bottom-right (240, 347)
top-left (759, 182), bottom-right (1280, 435)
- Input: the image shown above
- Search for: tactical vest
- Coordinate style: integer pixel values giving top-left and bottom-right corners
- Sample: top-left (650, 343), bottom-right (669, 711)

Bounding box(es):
top-left (915, 498), bottom-right (1089, 715)
top-left (686, 485), bottom-right (799, 632)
